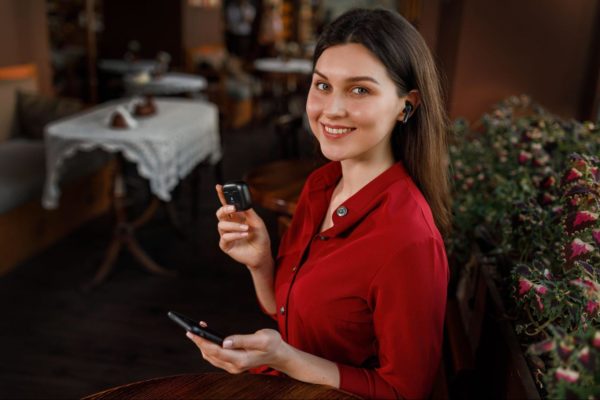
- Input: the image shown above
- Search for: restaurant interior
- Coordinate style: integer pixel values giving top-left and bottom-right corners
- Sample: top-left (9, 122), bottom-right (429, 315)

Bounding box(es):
top-left (0, 0), bottom-right (598, 398)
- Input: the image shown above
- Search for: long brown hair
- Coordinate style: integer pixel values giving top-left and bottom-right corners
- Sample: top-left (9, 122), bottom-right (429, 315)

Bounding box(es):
top-left (313, 8), bottom-right (452, 237)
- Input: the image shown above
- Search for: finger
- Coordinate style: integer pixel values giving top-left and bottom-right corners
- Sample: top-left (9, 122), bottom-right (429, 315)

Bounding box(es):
top-left (218, 221), bottom-right (250, 234)
top-left (199, 321), bottom-right (208, 328)
top-left (221, 232), bottom-right (249, 242)
top-left (223, 332), bottom-right (268, 350)
top-left (216, 205), bottom-right (237, 220)
top-left (188, 334), bottom-right (239, 371)
top-left (215, 184), bottom-right (228, 206)
top-left (241, 208), bottom-right (264, 227)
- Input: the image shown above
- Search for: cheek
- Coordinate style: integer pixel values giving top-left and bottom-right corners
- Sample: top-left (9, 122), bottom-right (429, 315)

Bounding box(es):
top-left (305, 92), bottom-right (323, 133)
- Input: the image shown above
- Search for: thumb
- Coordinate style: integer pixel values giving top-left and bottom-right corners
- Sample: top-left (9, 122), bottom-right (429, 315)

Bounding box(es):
top-left (222, 332), bottom-right (267, 350)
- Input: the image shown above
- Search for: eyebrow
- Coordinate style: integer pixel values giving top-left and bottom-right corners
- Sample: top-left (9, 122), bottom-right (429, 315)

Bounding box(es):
top-left (313, 69), bottom-right (380, 85)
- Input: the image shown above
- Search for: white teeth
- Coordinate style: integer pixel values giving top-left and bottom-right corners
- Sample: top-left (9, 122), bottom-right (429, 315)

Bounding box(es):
top-left (324, 126), bottom-right (353, 135)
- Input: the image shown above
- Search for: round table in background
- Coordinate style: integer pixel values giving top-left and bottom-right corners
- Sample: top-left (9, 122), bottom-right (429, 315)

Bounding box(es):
top-left (124, 72), bottom-right (207, 96)
top-left (83, 372), bottom-right (360, 399)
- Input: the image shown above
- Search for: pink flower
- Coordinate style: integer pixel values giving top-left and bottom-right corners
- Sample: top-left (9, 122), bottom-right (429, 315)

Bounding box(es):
top-left (541, 176), bottom-right (556, 188)
top-left (578, 347), bottom-right (592, 370)
top-left (583, 278), bottom-right (600, 292)
top-left (573, 211), bottom-right (598, 228)
top-left (529, 339), bottom-right (555, 354)
top-left (593, 331), bottom-right (600, 348)
top-left (519, 278), bottom-right (533, 295)
top-left (593, 229), bottom-right (600, 246)
top-left (518, 151), bottom-right (532, 165)
top-left (534, 284), bottom-right (548, 295)
top-left (535, 295), bottom-right (544, 311)
top-left (555, 368), bottom-right (579, 383)
top-left (566, 238), bottom-right (594, 261)
top-left (564, 168), bottom-right (583, 183)
top-left (587, 300), bottom-right (599, 315)
top-left (558, 341), bottom-right (574, 360)
top-left (540, 193), bottom-right (555, 205)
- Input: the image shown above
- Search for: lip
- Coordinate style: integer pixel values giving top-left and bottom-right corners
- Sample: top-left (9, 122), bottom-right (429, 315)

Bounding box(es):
top-left (320, 122), bottom-right (356, 139)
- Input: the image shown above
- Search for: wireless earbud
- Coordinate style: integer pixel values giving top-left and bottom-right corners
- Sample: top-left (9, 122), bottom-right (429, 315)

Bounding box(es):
top-left (402, 102), bottom-right (413, 124)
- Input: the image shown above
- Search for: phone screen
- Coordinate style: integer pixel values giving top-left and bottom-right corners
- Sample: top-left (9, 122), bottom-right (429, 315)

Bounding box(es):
top-left (167, 311), bottom-right (225, 346)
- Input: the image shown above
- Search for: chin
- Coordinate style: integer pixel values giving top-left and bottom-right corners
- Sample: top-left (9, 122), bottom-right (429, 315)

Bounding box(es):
top-left (319, 147), bottom-right (348, 162)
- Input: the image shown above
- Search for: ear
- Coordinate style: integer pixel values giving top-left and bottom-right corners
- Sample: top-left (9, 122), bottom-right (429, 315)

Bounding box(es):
top-left (397, 89), bottom-right (421, 122)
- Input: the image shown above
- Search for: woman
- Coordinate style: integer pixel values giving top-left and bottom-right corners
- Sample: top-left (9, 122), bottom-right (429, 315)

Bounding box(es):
top-left (187, 8), bottom-right (451, 399)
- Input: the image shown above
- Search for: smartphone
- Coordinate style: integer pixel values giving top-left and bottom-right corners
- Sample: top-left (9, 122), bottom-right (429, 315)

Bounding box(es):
top-left (167, 311), bottom-right (225, 346)
top-left (222, 181), bottom-right (253, 211)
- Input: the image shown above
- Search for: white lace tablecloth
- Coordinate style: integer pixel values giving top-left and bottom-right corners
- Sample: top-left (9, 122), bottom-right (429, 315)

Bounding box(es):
top-left (254, 58), bottom-right (313, 75)
top-left (42, 98), bottom-right (221, 209)
top-left (125, 73), bottom-right (207, 96)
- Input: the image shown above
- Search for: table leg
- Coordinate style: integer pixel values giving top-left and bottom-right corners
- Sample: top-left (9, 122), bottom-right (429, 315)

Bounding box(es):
top-left (85, 157), bottom-right (176, 289)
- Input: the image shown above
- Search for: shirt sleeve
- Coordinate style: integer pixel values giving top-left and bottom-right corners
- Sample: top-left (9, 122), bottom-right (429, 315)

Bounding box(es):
top-left (337, 237), bottom-right (448, 399)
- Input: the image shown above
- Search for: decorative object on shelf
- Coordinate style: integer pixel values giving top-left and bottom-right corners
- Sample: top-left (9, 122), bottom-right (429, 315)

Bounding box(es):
top-left (108, 106), bottom-right (137, 129)
top-left (132, 96), bottom-right (157, 117)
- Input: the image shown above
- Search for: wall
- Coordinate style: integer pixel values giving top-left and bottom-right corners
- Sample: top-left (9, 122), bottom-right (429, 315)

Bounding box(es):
top-left (101, 0), bottom-right (184, 66)
top-left (434, 0), bottom-right (599, 121)
top-left (0, 0), bottom-right (52, 95)
top-left (181, 2), bottom-right (224, 50)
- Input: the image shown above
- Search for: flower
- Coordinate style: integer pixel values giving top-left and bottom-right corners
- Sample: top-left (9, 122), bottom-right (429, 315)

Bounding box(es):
top-left (564, 238), bottom-right (594, 262)
top-left (563, 167), bottom-right (583, 183)
top-left (565, 211), bottom-right (599, 234)
top-left (555, 367), bottom-right (579, 383)
top-left (529, 339), bottom-right (556, 354)
top-left (518, 151), bottom-right (532, 165)
top-left (541, 175), bottom-right (556, 189)
top-left (593, 229), bottom-right (600, 246)
top-left (535, 294), bottom-right (544, 311)
top-left (586, 300), bottom-right (599, 315)
top-left (519, 278), bottom-right (534, 295)
top-left (593, 331), bottom-right (600, 348)
top-left (534, 284), bottom-right (548, 295)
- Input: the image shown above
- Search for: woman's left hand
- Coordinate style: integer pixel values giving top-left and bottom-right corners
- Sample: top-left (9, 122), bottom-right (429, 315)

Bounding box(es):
top-left (186, 325), bottom-right (289, 374)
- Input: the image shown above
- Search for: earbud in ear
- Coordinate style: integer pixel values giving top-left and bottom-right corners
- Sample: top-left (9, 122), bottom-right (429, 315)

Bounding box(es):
top-left (402, 102), bottom-right (413, 124)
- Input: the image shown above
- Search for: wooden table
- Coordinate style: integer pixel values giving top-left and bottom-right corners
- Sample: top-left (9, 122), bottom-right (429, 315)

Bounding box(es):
top-left (83, 372), bottom-right (360, 399)
top-left (43, 98), bottom-right (222, 287)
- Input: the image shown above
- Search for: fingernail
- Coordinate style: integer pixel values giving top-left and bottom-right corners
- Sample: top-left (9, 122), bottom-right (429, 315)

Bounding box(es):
top-left (186, 332), bottom-right (194, 339)
top-left (226, 205), bottom-right (235, 212)
top-left (240, 232), bottom-right (249, 237)
top-left (240, 224), bottom-right (249, 230)
top-left (223, 339), bottom-right (233, 348)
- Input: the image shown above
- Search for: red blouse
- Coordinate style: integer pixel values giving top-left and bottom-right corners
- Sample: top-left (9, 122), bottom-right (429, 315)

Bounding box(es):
top-left (270, 161), bottom-right (448, 399)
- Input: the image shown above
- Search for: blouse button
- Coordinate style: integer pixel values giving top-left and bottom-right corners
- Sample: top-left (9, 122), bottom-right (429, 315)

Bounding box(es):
top-left (292, 266), bottom-right (297, 272)
top-left (280, 306), bottom-right (285, 315)
top-left (336, 206), bottom-right (348, 217)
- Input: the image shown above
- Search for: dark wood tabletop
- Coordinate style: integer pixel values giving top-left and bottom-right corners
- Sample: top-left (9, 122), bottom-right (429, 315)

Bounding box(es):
top-left (82, 372), bottom-right (361, 399)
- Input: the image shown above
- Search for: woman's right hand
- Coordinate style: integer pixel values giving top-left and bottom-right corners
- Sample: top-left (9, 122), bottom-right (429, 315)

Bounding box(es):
top-left (215, 184), bottom-right (273, 271)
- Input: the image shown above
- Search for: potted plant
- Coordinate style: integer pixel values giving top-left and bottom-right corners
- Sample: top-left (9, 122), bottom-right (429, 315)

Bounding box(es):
top-left (448, 95), bottom-right (599, 398)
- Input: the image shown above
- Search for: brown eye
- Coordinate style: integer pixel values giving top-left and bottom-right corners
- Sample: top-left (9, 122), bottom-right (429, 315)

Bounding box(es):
top-left (351, 87), bottom-right (369, 95)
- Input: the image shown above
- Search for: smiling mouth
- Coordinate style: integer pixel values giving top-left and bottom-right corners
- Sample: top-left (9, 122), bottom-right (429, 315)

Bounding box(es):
top-left (321, 123), bottom-right (356, 137)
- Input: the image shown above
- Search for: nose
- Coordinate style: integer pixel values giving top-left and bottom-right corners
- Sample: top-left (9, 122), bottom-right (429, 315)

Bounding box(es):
top-left (323, 93), bottom-right (347, 119)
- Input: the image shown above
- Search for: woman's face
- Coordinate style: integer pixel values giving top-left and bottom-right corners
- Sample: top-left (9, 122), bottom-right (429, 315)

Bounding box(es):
top-left (306, 43), bottom-right (404, 164)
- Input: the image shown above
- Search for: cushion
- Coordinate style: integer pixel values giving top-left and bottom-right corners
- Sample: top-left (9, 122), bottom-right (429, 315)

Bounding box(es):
top-left (0, 139), bottom-right (109, 214)
top-left (16, 91), bottom-right (82, 140)
top-left (0, 77), bottom-right (37, 143)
